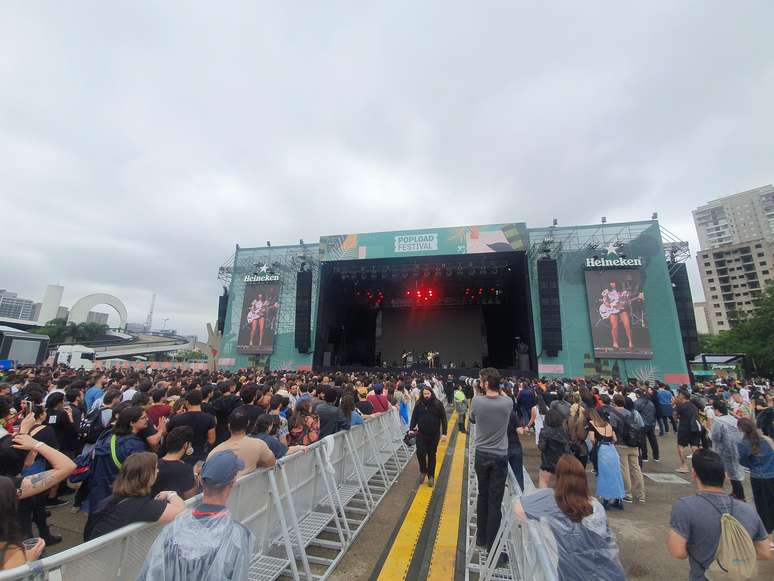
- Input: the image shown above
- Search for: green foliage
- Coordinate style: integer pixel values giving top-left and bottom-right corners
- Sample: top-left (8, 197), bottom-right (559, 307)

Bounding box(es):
top-left (37, 318), bottom-right (109, 345)
top-left (698, 285), bottom-right (774, 375)
top-left (173, 349), bottom-right (206, 361)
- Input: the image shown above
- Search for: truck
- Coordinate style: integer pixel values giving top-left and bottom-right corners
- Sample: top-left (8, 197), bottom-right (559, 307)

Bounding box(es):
top-left (56, 344), bottom-right (96, 370)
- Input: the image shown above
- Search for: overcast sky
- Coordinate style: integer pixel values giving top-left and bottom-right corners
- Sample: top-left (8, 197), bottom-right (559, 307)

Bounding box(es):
top-left (2, 1), bottom-right (773, 337)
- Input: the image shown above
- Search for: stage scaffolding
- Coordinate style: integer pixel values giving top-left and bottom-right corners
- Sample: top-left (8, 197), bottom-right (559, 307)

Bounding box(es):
top-left (528, 220), bottom-right (691, 274)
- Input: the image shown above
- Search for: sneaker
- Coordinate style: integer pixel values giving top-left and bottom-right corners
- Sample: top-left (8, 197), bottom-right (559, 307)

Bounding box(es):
top-left (46, 498), bottom-right (69, 509)
top-left (686, 454), bottom-right (693, 459)
top-left (613, 500), bottom-right (624, 510)
top-left (642, 459), bottom-right (649, 462)
top-left (42, 533), bottom-right (62, 546)
top-left (675, 466), bottom-right (689, 473)
top-left (653, 459), bottom-right (660, 462)
top-left (428, 476), bottom-right (434, 488)
top-left (638, 498), bottom-right (646, 503)
top-left (623, 496), bottom-right (634, 503)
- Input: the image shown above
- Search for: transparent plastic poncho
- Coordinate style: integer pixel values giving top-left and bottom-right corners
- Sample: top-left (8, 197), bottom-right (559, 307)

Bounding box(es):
top-left (519, 498), bottom-right (626, 581)
top-left (137, 510), bottom-right (254, 581)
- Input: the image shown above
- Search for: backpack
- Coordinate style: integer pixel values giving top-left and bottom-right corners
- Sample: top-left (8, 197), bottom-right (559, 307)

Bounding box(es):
top-left (697, 495), bottom-right (758, 580)
top-left (79, 406), bottom-right (108, 444)
top-left (612, 409), bottom-right (641, 448)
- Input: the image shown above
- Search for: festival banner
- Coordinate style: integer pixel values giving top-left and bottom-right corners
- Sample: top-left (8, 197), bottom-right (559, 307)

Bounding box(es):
top-left (319, 223), bottom-right (528, 261)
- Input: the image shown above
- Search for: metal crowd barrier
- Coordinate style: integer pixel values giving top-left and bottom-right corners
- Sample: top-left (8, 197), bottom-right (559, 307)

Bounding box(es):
top-left (0, 409), bottom-right (414, 581)
top-left (464, 423), bottom-right (556, 581)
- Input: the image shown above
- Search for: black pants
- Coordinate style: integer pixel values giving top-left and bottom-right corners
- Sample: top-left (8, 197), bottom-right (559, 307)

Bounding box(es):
top-left (458, 414), bottom-right (466, 432)
top-left (730, 479), bottom-right (746, 501)
top-left (640, 425), bottom-right (660, 460)
top-left (444, 388), bottom-right (454, 405)
top-left (416, 433), bottom-right (440, 477)
top-left (474, 451), bottom-right (508, 550)
top-left (508, 448), bottom-right (524, 492)
top-left (18, 492), bottom-right (50, 538)
top-left (657, 414), bottom-right (677, 434)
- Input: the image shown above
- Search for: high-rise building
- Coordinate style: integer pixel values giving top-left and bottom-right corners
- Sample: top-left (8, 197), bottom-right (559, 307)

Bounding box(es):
top-left (693, 185), bottom-right (774, 334)
top-left (0, 290), bottom-right (35, 321)
top-left (56, 306), bottom-right (70, 320)
top-left (693, 184), bottom-right (774, 249)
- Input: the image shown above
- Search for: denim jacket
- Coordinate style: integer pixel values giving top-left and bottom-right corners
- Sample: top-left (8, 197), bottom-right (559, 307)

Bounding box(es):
top-left (737, 437), bottom-right (774, 479)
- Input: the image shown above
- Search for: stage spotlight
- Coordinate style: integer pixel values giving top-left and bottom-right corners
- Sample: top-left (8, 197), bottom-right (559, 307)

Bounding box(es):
top-left (652, 212), bottom-right (658, 220)
top-left (552, 218), bottom-right (558, 226)
top-left (299, 238), bottom-right (304, 245)
top-left (601, 217), bottom-right (607, 224)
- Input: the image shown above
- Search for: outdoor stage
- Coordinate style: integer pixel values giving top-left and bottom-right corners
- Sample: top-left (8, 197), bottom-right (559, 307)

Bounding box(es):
top-left (313, 365), bottom-right (537, 379)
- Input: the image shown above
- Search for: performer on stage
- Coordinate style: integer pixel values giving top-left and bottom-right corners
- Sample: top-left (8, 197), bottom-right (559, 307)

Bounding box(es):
top-left (246, 298), bottom-right (262, 346)
top-left (598, 280), bottom-right (640, 350)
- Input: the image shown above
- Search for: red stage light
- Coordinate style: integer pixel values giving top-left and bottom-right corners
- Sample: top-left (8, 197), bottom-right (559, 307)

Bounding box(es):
top-left (428, 290), bottom-right (433, 296)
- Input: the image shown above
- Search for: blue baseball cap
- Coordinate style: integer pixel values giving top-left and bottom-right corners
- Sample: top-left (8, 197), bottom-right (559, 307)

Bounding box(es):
top-left (200, 451), bottom-right (245, 486)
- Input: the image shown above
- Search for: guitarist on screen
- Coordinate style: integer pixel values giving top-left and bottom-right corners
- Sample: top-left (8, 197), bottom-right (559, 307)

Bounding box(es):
top-left (598, 279), bottom-right (642, 351)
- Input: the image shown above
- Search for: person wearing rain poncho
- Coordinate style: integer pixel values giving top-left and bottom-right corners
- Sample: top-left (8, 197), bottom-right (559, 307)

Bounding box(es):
top-left (513, 454), bottom-right (625, 581)
top-left (137, 450), bottom-right (254, 581)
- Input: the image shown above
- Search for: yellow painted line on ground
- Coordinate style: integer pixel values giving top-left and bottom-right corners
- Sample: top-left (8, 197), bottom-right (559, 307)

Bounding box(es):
top-left (427, 427), bottom-right (466, 581)
top-left (375, 412), bottom-right (457, 581)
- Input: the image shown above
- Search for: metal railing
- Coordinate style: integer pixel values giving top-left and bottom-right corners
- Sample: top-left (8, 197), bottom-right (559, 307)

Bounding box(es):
top-left (0, 409), bottom-right (414, 581)
top-left (464, 423), bottom-right (556, 581)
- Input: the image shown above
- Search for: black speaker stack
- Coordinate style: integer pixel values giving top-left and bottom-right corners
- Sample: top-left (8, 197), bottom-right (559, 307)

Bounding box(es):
top-left (537, 259), bottom-right (562, 357)
top-left (295, 270), bottom-right (313, 353)
top-left (216, 288), bottom-right (229, 335)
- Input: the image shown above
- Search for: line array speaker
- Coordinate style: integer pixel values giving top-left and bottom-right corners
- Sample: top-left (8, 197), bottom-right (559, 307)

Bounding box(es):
top-left (295, 270), bottom-right (313, 353)
top-left (216, 289), bottom-right (229, 335)
top-left (537, 259), bottom-right (562, 357)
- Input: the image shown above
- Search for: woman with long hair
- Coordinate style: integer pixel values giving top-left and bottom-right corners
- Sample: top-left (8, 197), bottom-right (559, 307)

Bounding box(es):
top-left (513, 455), bottom-right (625, 580)
top-left (84, 452), bottom-right (185, 541)
top-left (588, 409), bottom-right (625, 510)
top-left (288, 399), bottom-right (320, 446)
top-left (339, 394), bottom-right (363, 427)
top-left (737, 417), bottom-right (774, 547)
top-left (567, 402), bottom-right (590, 468)
top-left (409, 387), bottom-right (447, 488)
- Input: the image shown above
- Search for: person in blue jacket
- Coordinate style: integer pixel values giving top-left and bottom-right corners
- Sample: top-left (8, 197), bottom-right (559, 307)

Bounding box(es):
top-left (86, 406), bottom-right (149, 516)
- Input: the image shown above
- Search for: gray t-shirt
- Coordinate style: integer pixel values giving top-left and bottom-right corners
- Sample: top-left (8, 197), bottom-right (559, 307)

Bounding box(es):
top-left (470, 394), bottom-right (512, 457)
top-left (670, 492), bottom-right (768, 581)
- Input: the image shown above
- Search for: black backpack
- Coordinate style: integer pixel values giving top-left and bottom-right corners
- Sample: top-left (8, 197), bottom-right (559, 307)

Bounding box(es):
top-left (79, 406), bottom-right (109, 444)
top-left (612, 409), bottom-right (641, 448)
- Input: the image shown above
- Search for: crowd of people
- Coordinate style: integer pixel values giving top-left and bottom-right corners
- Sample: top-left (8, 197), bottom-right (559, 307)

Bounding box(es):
top-left (465, 368), bottom-right (773, 579)
top-left (0, 363), bottom-right (773, 579)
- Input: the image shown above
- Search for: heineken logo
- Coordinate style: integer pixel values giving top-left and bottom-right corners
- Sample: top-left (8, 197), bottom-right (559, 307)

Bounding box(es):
top-left (585, 256), bottom-right (643, 268)
top-left (585, 243), bottom-right (643, 268)
top-left (244, 273), bottom-right (280, 283)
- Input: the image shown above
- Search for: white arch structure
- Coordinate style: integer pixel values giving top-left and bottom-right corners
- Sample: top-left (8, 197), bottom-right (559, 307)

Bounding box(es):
top-left (68, 293), bottom-right (128, 328)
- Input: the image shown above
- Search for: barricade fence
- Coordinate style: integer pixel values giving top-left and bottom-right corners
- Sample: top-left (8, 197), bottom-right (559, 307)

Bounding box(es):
top-left (465, 423), bottom-right (556, 581)
top-left (1, 409), bottom-right (414, 581)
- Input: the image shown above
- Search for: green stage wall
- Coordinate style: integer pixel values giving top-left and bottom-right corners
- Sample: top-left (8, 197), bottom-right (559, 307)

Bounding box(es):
top-left (529, 221), bottom-right (689, 385)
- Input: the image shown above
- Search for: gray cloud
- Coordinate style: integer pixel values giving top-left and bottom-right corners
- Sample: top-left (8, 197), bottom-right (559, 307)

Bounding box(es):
top-left (2, 1), bottom-right (773, 336)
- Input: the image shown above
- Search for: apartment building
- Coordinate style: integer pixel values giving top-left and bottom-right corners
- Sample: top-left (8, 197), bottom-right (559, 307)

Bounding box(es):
top-left (694, 185), bottom-right (774, 333)
top-left (696, 239), bottom-right (774, 333)
top-left (693, 184), bottom-right (774, 249)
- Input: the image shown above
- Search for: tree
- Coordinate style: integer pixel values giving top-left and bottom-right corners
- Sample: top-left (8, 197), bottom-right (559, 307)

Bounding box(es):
top-left (35, 318), bottom-right (109, 345)
top-left (697, 285), bottom-right (774, 376)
